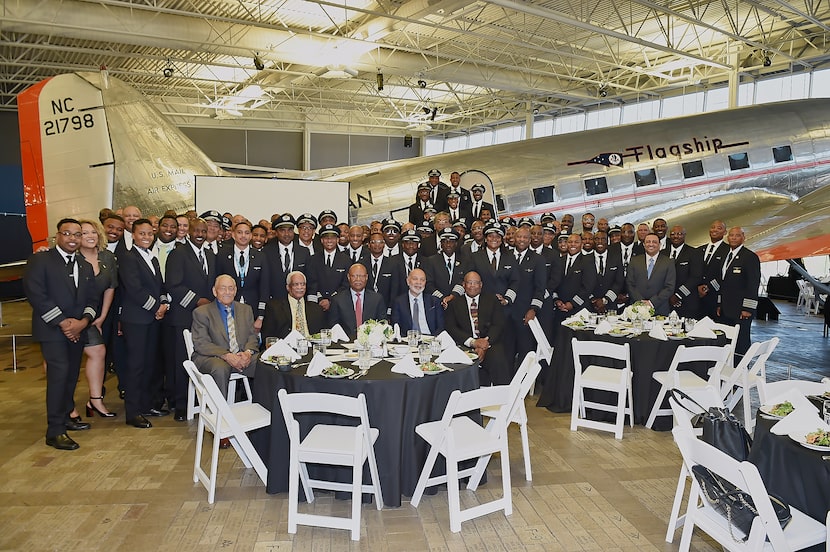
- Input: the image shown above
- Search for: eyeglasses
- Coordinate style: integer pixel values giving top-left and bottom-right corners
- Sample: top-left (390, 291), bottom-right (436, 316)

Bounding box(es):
top-left (59, 231), bottom-right (82, 238)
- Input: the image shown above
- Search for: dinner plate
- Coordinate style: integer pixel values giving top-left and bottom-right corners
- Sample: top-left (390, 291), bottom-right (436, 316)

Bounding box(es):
top-left (668, 334), bottom-right (688, 340)
top-left (788, 431), bottom-right (830, 451)
top-left (321, 367), bottom-right (355, 379)
top-left (607, 329), bottom-right (630, 337)
top-left (758, 404), bottom-right (791, 419)
top-left (421, 363), bottom-right (451, 375)
top-left (260, 355), bottom-right (294, 366)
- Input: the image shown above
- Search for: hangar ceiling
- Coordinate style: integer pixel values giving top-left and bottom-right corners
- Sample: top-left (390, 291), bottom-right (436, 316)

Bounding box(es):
top-left (3, 0), bottom-right (830, 137)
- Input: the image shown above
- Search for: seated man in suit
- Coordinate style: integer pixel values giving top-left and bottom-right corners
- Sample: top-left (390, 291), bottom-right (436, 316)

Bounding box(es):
top-left (329, 263), bottom-right (386, 338)
top-left (391, 268), bottom-right (444, 336)
top-left (444, 271), bottom-right (509, 386)
top-left (191, 275), bottom-right (258, 401)
top-left (261, 271), bottom-right (325, 341)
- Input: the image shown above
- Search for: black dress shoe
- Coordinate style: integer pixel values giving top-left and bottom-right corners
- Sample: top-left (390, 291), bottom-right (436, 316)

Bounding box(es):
top-left (143, 407), bottom-right (170, 417)
top-left (46, 433), bottom-right (79, 450)
top-left (65, 420), bottom-right (91, 431)
top-left (173, 409), bottom-right (186, 422)
top-left (69, 414), bottom-right (83, 423)
top-left (125, 415), bottom-right (152, 428)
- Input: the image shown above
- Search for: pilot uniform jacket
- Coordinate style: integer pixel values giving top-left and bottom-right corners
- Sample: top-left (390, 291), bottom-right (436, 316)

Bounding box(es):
top-left (469, 200), bottom-right (495, 222)
top-left (423, 252), bottom-right (467, 300)
top-left (469, 247), bottom-right (520, 308)
top-left (699, 241), bottom-right (731, 318)
top-left (391, 292), bottom-right (445, 336)
top-left (716, 246), bottom-right (760, 319)
top-left (388, 252), bottom-right (424, 286)
top-left (362, 254), bottom-right (401, 318)
top-left (511, 249), bottom-right (547, 317)
top-left (668, 244), bottom-right (703, 319)
top-left (329, 288), bottom-right (387, 339)
top-left (447, 185), bottom-right (472, 207)
top-left (625, 253), bottom-right (676, 316)
top-left (590, 249), bottom-right (625, 309)
top-left (408, 201), bottom-right (433, 226)
top-left (447, 205), bottom-right (473, 225)
top-left (119, 246), bottom-right (167, 325)
top-left (427, 181), bottom-right (451, 212)
top-left (165, 242), bottom-right (216, 327)
top-left (216, 246), bottom-right (269, 318)
top-left (550, 253), bottom-right (595, 311)
top-left (444, 292), bottom-right (510, 385)
top-left (306, 249), bottom-right (350, 304)
top-left (261, 297), bottom-right (326, 341)
top-left (264, 241), bottom-right (310, 302)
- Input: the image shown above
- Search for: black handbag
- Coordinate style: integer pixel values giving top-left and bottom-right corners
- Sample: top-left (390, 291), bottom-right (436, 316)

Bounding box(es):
top-left (691, 465), bottom-right (792, 542)
top-left (669, 388), bottom-right (752, 461)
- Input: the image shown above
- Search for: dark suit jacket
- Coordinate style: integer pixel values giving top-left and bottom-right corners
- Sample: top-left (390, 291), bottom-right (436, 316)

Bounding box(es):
top-left (446, 205), bottom-right (472, 225)
top-left (510, 249), bottom-right (547, 319)
top-left (264, 242), bottom-right (310, 301)
top-left (191, 300), bottom-right (259, 366)
top-left (261, 298), bottom-right (325, 341)
top-left (625, 254), bottom-right (676, 316)
top-left (391, 292), bottom-right (444, 335)
top-left (444, 292), bottom-right (510, 384)
top-left (699, 241), bottom-right (731, 317)
top-left (306, 249), bottom-right (350, 303)
top-left (469, 200), bottom-right (495, 222)
top-left (423, 252), bottom-right (467, 300)
top-left (551, 253), bottom-right (595, 311)
top-left (388, 253), bottom-right (423, 288)
top-left (408, 202), bottom-right (433, 225)
top-left (446, 186), bottom-right (472, 208)
top-left (362, 254), bottom-right (402, 317)
top-left (329, 288), bottom-right (386, 338)
top-left (428, 182), bottom-right (451, 212)
top-left (469, 247), bottom-right (520, 307)
top-left (24, 248), bottom-right (98, 342)
top-left (669, 244), bottom-right (703, 318)
top-left (591, 249), bottom-right (625, 307)
top-left (716, 246), bottom-right (761, 319)
top-left (165, 242), bottom-right (216, 327)
top-left (118, 247), bottom-right (166, 324)
top-left (215, 246), bottom-right (269, 317)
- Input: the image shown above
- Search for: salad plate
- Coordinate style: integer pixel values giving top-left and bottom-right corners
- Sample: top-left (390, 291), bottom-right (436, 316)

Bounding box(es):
top-left (789, 429), bottom-right (830, 451)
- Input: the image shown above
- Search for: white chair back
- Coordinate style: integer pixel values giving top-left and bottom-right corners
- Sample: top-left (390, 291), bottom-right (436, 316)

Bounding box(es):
top-left (720, 337), bottom-right (779, 432)
top-left (528, 318), bottom-right (552, 363)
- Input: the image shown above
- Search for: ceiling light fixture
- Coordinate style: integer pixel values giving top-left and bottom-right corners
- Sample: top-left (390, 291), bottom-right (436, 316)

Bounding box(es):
top-left (598, 84), bottom-right (608, 97)
top-left (253, 54), bottom-right (265, 71)
top-left (417, 79), bottom-right (427, 88)
top-left (162, 58), bottom-right (174, 78)
top-left (376, 70), bottom-right (384, 91)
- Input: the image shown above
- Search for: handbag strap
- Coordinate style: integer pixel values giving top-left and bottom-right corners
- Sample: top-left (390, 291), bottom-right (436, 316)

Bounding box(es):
top-left (669, 388), bottom-right (709, 416)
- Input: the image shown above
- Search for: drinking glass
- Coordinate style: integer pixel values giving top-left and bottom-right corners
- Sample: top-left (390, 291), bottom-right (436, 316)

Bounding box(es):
top-left (296, 338), bottom-right (309, 356)
top-left (407, 329), bottom-right (420, 347)
top-left (430, 338), bottom-right (442, 355)
top-left (312, 341), bottom-right (326, 355)
top-left (418, 343), bottom-right (431, 364)
top-left (265, 337), bottom-right (278, 350)
top-left (358, 346), bottom-right (372, 370)
top-left (632, 319), bottom-right (643, 335)
top-left (684, 318), bottom-right (696, 332)
top-left (320, 328), bottom-right (332, 346)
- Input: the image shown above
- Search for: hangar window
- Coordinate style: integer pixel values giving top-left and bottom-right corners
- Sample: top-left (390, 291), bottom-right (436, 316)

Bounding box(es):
top-left (682, 160), bottom-right (704, 179)
top-left (532, 185), bottom-right (556, 205)
top-left (772, 145), bottom-right (793, 163)
top-left (728, 153), bottom-right (750, 170)
top-left (634, 169), bottom-right (657, 187)
top-left (584, 177), bottom-right (608, 196)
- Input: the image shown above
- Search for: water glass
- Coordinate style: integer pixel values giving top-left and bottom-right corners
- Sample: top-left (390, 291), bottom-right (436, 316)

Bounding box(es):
top-left (632, 319), bottom-right (643, 335)
top-left (265, 337), bottom-right (278, 350)
top-left (684, 318), bottom-right (696, 332)
top-left (407, 329), bottom-right (421, 347)
top-left (358, 346), bottom-right (372, 370)
top-left (824, 400), bottom-right (830, 425)
top-left (312, 341), bottom-right (326, 355)
top-left (296, 338), bottom-right (309, 355)
top-left (430, 338), bottom-right (442, 355)
top-left (320, 328), bottom-right (332, 346)
top-left (418, 343), bottom-right (431, 364)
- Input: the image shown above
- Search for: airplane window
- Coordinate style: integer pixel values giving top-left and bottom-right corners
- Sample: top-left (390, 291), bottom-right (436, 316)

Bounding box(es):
top-left (682, 160), bottom-right (704, 179)
top-left (728, 153), bottom-right (750, 170)
top-left (772, 145), bottom-right (793, 163)
top-left (496, 195), bottom-right (506, 212)
top-left (634, 169), bottom-right (657, 187)
top-left (584, 177), bottom-right (608, 196)
top-left (532, 185), bottom-right (556, 205)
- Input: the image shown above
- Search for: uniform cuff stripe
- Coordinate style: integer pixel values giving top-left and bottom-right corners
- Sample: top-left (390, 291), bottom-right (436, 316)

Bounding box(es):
top-left (531, 299), bottom-right (543, 308)
top-left (180, 290), bottom-right (196, 308)
top-left (432, 290), bottom-right (444, 298)
top-left (679, 285), bottom-right (690, 296)
top-left (573, 296), bottom-right (584, 306)
top-left (743, 299), bottom-right (758, 309)
top-left (143, 296), bottom-right (157, 311)
top-left (504, 290), bottom-right (517, 301)
top-left (710, 281), bottom-right (720, 291)
top-left (606, 290), bottom-right (617, 302)
top-left (83, 307), bottom-right (97, 319)
top-left (42, 306), bottom-right (62, 323)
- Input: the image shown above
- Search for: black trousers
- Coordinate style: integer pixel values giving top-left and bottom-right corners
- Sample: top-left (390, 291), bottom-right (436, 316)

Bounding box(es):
top-left (121, 320), bottom-right (160, 419)
top-left (40, 339), bottom-right (85, 437)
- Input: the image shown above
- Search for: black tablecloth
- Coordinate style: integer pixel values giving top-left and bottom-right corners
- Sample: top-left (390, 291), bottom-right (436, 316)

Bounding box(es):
top-left (750, 416), bottom-right (830, 523)
top-left (536, 327), bottom-right (725, 430)
top-left (250, 353), bottom-right (480, 507)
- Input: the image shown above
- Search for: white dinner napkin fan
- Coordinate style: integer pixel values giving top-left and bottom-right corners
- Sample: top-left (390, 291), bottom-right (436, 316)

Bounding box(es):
top-left (305, 351), bottom-right (333, 377)
top-left (435, 345), bottom-right (474, 365)
top-left (687, 325), bottom-right (717, 339)
top-left (695, 316), bottom-right (716, 330)
top-left (392, 323), bottom-right (402, 342)
top-left (648, 324), bottom-right (668, 341)
top-left (594, 319), bottom-right (613, 335)
top-left (329, 324), bottom-right (350, 343)
top-left (772, 407), bottom-right (830, 435)
top-left (435, 331), bottom-right (455, 351)
top-left (573, 308), bottom-right (591, 321)
top-left (262, 339), bottom-right (301, 361)
top-left (391, 354), bottom-right (424, 378)
top-left (282, 329), bottom-right (304, 349)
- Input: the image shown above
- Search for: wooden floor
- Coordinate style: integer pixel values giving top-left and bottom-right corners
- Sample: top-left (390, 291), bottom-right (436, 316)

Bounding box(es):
top-left (0, 298), bottom-right (826, 552)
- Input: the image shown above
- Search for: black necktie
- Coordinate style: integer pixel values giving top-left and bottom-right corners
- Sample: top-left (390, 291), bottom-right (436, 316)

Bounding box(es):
top-left (473, 202), bottom-right (479, 219)
top-left (407, 258), bottom-right (413, 274)
top-left (491, 253), bottom-right (497, 270)
top-left (283, 248), bottom-right (290, 272)
top-left (351, 250), bottom-right (357, 263)
top-left (326, 254), bottom-right (332, 268)
top-left (598, 255), bottom-right (604, 275)
top-left (198, 250), bottom-right (207, 275)
top-left (66, 255), bottom-right (76, 289)
top-left (705, 244), bottom-right (714, 264)
top-left (565, 256), bottom-right (572, 274)
top-left (670, 249), bottom-right (676, 259)
top-left (151, 255), bottom-right (161, 277)
top-left (372, 258), bottom-right (379, 282)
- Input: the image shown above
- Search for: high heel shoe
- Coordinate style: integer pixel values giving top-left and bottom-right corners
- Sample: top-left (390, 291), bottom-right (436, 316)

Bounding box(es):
top-left (86, 396), bottom-right (117, 417)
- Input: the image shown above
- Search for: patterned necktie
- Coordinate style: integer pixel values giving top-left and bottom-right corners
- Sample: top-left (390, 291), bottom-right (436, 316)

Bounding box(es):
top-left (647, 257), bottom-right (655, 279)
top-left (723, 251), bottom-right (734, 278)
top-left (226, 306), bottom-right (239, 353)
top-left (470, 298), bottom-right (479, 337)
top-left (294, 298), bottom-right (308, 337)
top-left (412, 297), bottom-right (421, 332)
top-left (407, 258), bottom-right (413, 275)
top-left (283, 248), bottom-right (290, 272)
top-left (670, 249), bottom-right (676, 260)
top-left (198, 249), bottom-right (207, 275)
top-left (354, 292), bottom-right (363, 326)
top-left (372, 259), bottom-right (379, 291)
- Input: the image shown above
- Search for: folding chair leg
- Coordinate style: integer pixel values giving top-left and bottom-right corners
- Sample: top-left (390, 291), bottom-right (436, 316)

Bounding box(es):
top-left (466, 453), bottom-right (492, 491)
top-left (193, 419), bottom-right (205, 483)
top-left (645, 385), bottom-right (668, 430)
top-left (350, 456), bottom-right (361, 541)
top-left (187, 379), bottom-right (199, 420)
top-left (410, 445), bottom-right (440, 507)
top-left (500, 443), bottom-right (512, 516)
top-left (665, 466), bottom-right (689, 543)
top-left (207, 432), bottom-right (221, 504)
top-left (520, 423), bottom-right (532, 481)
top-left (287, 449), bottom-right (299, 534)
top-left (446, 457), bottom-right (462, 533)
top-left (614, 388), bottom-right (626, 440)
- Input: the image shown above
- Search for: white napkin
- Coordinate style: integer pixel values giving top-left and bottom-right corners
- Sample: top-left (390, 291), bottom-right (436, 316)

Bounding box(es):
top-left (282, 329), bottom-right (305, 349)
top-left (696, 316), bottom-right (716, 330)
top-left (669, 310), bottom-right (679, 320)
top-left (305, 351), bottom-right (333, 377)
top-left (392, 323), bottom-right (402, 342)
top-left (329, 324), bottom-right (350, 343)
top-left (687, 325), bottom-right (717, 339)
top-left (648, 324), bottom-right (668, 341)
top-left (391, 354), bottom-right (424, 378)
top-left (435, 344), bottom-right (474, 365)
top-left (262, 339), bottom-right (301, 361)
top-left (594, 319), bottom-right (613, 335)
top-left (435, 331), bottom-right (455, 351)
top-left (772, 406), bottom-right (829, 435)
top-left (573, 308), bottom-right (591, 321)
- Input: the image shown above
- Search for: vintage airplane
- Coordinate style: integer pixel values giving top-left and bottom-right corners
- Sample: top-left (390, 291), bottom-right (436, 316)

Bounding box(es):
top-left (16, 71), bottom-right (830, 264)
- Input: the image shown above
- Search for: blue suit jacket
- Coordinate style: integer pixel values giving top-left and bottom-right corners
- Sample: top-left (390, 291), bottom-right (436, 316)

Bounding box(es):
top-left (390, 292), bottom-right (445, 335)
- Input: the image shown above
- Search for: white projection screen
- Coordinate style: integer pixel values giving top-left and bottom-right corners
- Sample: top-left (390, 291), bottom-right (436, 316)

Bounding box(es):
top-left (194, 176), bottom-right (349, 224)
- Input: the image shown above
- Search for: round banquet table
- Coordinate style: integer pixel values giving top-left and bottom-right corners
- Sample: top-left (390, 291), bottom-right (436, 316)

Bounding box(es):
top-left (249, 350), bottom-right (480, 507)
top-left (536, 326), bottom-right (726, 430)
top-left (750, 415), bottom-right (830, 524)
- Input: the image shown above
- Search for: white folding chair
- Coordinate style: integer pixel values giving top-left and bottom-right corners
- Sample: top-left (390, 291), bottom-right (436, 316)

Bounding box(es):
top-left (185, 328), bottom-right (253, 421)
top-left (711, 322), bottom-right (740, 367)
top-left (570, 338), bottom-right (633, 439)
top-left (758, 378), bottom-right (830, 405)
top-left (277, 389), bottom-right (383, 541)
top-left (183, 360), bottom-right (269, 503)
top-left (480, 352), bottom-right (542, 481)
top-left (718, 337), bottom-right (779, 433)
top-left (672, 427), bottom-right (827, 552)
top-left (410, 384), bottom-right (516, 532)
top-left (527, 317), bottom-right (552, 396)
top-left (665, 386), bottom-right (724, 543)
top-left (645, 344), bottom-right (731, 429)
top-left (796, 280), bottom-right (810, 312)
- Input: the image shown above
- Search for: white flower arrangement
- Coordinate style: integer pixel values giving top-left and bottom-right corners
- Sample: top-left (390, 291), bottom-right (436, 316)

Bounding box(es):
top-left (356, 319), bottom-right (393, 347)
top-left (623, 300), bottom-right (655, 321)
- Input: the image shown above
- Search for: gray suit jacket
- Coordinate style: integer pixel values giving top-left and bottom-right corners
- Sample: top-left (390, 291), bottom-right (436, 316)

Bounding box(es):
top-left (191, 300), bottom-right (259, 368)
top-left (625, 254), bottom-right (676, 316)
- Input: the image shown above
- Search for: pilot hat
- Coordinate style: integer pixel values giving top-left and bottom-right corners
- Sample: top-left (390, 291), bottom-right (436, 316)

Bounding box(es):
top-left (609, 225), bottom-right (622, 235)
top-left (318, 209), bottom-right (337, 224)
top-left (221, 216), bottom-right (232, 231)
top-left (274, 213), bottom-right (296, 228)
top-left (318, 223), bottom-right (339, 237)
top-left (558, 230), bottom-right (570, 241)
top-left (382, 218), bottom-right (401, 232)
top-left (427, 168), bottom-right (441, 177)
top-left (452, 218), bottom-right (467, 229)
top-left (540, 212), bottom-right (557, 223)
top-left (499, 216), bottom-right (517, 227)
top-left (416, 222), bottom-right (434, 233)
top-left (438, 228), bottom-right (458, 241)
top-left (542, 222), bottom-right (557, 234)
top-left (517, 216), bottom-right (534, 228)
top-left (297, 213), bottom-right (317, 227)
top-left (417, 182), bottom-right (431, 192)
top-left (484, 221), bottom-right (505, 236)
top-left (199, 210), bottom-right (222, 224)
top-left (471, 183), bottom-right (486, 193)
top-left (401, 229), bottom-right (421, 242)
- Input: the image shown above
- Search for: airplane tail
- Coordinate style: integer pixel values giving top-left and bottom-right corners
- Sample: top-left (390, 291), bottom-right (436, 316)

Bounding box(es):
top-left (17, 71), bottom-right (219, 249)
